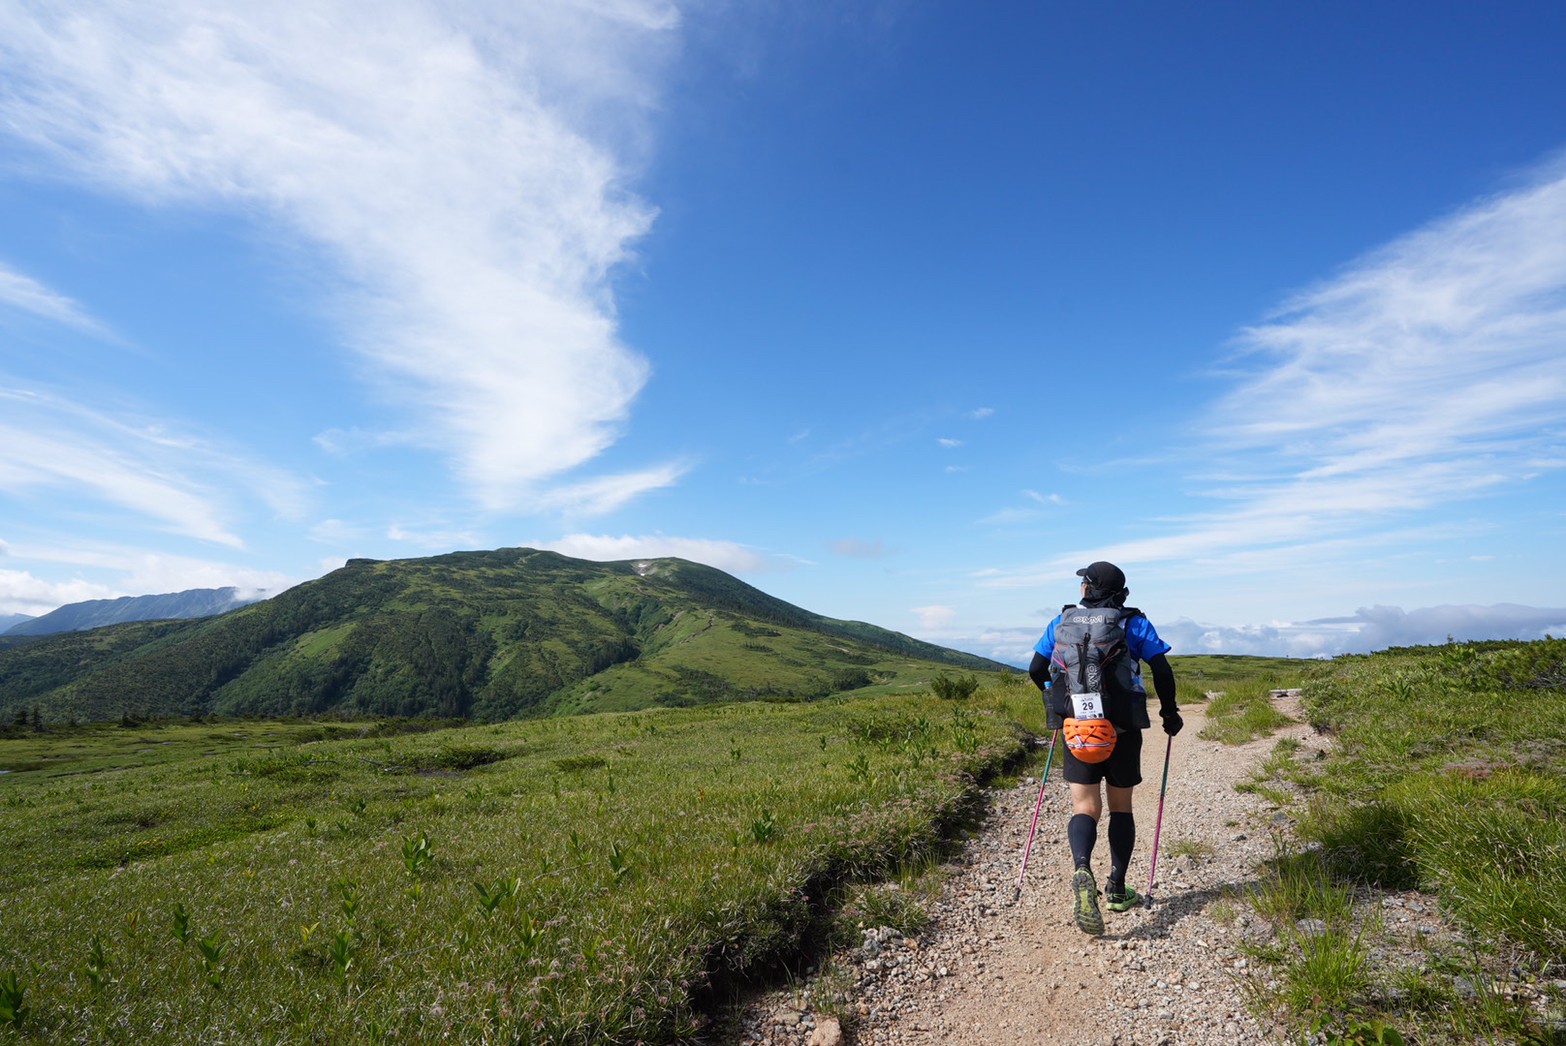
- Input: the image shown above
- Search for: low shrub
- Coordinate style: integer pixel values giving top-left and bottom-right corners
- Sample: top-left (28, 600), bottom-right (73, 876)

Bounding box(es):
top-left (931, 673), bottom-right (979, 701)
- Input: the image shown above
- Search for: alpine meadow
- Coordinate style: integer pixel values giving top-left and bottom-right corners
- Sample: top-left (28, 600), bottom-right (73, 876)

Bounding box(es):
top-left (2, 547), bottom-right (1564, 1042)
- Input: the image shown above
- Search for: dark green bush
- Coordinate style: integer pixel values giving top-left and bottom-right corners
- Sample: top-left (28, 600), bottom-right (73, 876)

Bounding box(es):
top-left (931, 673), bottom-right (979, 700)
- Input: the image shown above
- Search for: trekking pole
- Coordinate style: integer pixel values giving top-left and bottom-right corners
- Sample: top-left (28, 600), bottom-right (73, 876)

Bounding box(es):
top-left (1013, 728), bottom-right (1059, 902)
top-left (1145, 732), bottom-right (1174, 908)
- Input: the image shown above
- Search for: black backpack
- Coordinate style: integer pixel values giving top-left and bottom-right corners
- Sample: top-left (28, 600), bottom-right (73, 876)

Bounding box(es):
top-left (1046, 604), bottom-right (1144, 729)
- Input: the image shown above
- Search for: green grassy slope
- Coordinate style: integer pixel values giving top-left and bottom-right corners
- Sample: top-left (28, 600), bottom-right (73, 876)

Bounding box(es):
top-left (0, 689), bottom-right (1029, 1044)
top-left (1224, 639), bottom-right (1566, 1043)
top-left (1166, 653), bottom-right (1311, 692)
top-left (0, 549), bottom-right (1008, 725)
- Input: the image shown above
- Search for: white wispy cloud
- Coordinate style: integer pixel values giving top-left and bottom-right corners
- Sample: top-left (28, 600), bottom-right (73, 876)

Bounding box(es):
top-left (975, 506), bottom-right (1043, 526)
top-left (0, 261), bottom-right (110, 336)
top-left (937, 437), bottom-right (962, 448)
top-left (1202, 157), bottom-right (1566, 528)
top-left (0, 384), bottom-right (309, 546)
top-left (987, 157), bottom-right (1566, 591)
top-left (532, 462), bottom-right (689, 517)
top-left (0, 0), bottom-right (683, 513)
top-left (1225, 166), bottom-right (1566, 455)
top-left (976, 489), bottom-right (1063, 527)
top-left (829, 537), bottom-right (886, 558)
top-left (539, 533), bottom-right (787, 574)
top-left (308, 518), bottom-right (368, 544)
top-left (386, 523), bottom-right (482, 550)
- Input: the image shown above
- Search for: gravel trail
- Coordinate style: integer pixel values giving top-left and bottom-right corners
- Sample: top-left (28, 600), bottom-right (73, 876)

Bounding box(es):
top-left (734, 698), bottom-right (1321, 1046)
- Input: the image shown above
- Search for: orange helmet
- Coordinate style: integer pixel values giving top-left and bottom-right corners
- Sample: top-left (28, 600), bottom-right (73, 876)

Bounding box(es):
top-left (1063, 717), bottom-right (1117, 763)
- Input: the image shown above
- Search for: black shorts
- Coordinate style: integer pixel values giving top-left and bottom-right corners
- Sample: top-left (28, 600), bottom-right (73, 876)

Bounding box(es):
top-left (1061, 726), bottom-right (1143, 788)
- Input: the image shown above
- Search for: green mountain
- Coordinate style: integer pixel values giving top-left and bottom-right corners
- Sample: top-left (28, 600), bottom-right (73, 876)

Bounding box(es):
top-left (0, 548), bottom-right (1007, 724)
top-left (3, 586), bottom-right (258, 637)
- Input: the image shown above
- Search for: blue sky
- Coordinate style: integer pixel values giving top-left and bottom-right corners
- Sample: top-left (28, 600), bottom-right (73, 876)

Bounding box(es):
top-left (2, 1), bottom-right (1564, 662)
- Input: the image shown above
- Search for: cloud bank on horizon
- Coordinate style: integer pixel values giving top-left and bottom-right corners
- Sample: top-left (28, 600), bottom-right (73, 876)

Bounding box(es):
top-left (970, 601), bottom-right (1566, 668)
top-left (0, 3), bottom-right (1562, 660)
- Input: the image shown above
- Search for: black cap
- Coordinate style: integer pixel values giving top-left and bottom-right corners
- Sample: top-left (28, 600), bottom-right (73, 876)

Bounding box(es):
top-left (1076, 561), bottom-right (1126, 591)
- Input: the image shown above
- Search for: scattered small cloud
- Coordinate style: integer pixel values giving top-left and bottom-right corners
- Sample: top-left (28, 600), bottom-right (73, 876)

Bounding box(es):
top-left (312, 427), bottom-right (409, 456)
top-left (976, 506), bottom-right (1043, 526)
top-left (970, 407), bottom-right (994, 420)
top-left (977, 489), bottom-right (1064, 526)
top-left (829, 537), bottom-right (886, 559)
top-left (937, 437), bottom-right (962, 448)
top-left (308, 518), bottom-right (368, 544)
top-left (386, 523), bottom-right (481, 550)
top-left (538, 533), bottom-right (790, 574)
top-left (960, 625), bottom-right (1044, 667)
top-left (788, 428), bottom-right (811, 444)
top-left (911, 604), bottom-right (957, 631)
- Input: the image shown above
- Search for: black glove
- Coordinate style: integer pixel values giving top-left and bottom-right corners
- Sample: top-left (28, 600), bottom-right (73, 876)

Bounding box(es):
top-left (1160, 708), bottom-right (1183, 737)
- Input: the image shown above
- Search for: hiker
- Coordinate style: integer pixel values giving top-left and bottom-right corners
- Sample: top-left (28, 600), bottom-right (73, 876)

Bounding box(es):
top-left (1028, 561), bottom-right (1181, 935)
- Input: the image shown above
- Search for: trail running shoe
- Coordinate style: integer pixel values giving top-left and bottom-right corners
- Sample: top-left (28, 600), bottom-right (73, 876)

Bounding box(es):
top-left (1105, 882), bottom-right (1143, 912)
top-left (1071, 868), bottom-right (1104, 935)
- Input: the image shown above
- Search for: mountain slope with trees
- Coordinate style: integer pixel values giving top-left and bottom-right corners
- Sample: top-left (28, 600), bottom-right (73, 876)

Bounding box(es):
top-left (0, 548), bottom-right (1007, 725)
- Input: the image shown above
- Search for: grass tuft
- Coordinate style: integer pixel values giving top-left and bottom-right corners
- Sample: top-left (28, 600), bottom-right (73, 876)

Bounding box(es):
top-left (1200, 676), bottom-right (1298, 745)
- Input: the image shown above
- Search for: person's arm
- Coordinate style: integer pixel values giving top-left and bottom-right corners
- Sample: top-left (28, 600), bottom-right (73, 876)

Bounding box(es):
top-left (1147, 652), bottom-right (1181, 735)
top-left (1028, 651), bottom-right (1051, 692)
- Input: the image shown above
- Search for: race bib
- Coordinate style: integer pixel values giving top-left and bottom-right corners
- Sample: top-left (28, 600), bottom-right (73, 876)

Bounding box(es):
top-left (1070, 691), bottom-right (1105, 719)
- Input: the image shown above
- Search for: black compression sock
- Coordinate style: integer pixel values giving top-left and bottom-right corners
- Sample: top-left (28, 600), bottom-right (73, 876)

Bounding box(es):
top-left (1068, 813), bottom-right (1097, 869)
top-left (1108, 810), bottom-right (1135, 885)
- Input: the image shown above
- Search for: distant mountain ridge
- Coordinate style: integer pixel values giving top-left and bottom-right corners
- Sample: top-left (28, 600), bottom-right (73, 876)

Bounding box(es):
top-left (3, 587), bottom-right (260, 637)
top-left (0, 548), bottom-right (1007, 724)
top-left (0, 613), bottom-right (34, 634)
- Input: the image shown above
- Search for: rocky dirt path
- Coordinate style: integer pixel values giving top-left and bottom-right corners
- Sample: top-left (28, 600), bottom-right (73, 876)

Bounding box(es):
top-left (734, 699), bottom-right (1322, 1046)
